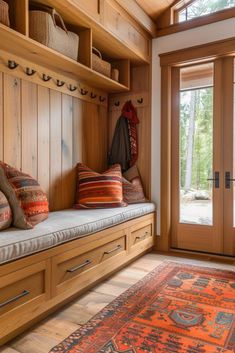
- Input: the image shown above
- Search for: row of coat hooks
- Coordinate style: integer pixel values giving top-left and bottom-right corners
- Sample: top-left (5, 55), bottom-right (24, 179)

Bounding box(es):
top-left (113, 97), bottom-right (143, 107)
top-left (7, 60), bottom-right (106, 102)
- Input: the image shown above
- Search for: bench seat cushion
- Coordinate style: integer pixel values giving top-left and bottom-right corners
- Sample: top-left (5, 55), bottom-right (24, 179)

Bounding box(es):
top-left (0, 203), bottom-right (155, 264)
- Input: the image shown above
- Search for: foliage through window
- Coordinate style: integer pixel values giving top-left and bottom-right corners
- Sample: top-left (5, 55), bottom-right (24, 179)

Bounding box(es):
top-left (178, 0), bottom-right (235, 22)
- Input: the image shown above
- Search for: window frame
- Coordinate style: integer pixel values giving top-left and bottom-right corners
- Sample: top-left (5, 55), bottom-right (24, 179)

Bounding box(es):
top-left (173, 0), bottom-right (235, 24)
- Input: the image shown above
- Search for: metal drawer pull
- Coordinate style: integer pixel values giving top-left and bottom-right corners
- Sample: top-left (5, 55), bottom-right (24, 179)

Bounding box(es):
top-left (136, 232), bottom-right (149, 241)
top-left (104, 244), bottom-right (122, 255)
top-left (67, 259), bottom-right (92, 273)
top-left (0, 290), bottom-right (30, 309)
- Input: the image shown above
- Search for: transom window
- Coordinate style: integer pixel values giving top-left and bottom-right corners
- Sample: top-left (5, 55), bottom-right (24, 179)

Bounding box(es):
top-left (176, 0), bottom-right (235, 22)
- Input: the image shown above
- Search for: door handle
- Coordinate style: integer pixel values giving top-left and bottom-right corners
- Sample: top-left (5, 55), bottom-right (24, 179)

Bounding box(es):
top-left (207, 171), bottom-right (219, 188)
top-left (225, 171), bottom-right (235, 189)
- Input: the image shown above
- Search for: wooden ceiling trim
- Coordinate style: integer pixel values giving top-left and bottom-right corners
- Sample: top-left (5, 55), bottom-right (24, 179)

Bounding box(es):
top-left (135, 0), bottom-right (176, 21)
top-left (115, 0), bottom-right (157, 36)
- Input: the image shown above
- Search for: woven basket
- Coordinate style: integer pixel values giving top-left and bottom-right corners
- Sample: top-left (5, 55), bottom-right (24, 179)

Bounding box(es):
top-left (29, 9), bottom-right (79, 61)
top-left (0, 0), bottom-right (10, 27)
top-left (111, 68), bottom-right (119, 82)
top-left (92, 47), bottom-right (111, 78)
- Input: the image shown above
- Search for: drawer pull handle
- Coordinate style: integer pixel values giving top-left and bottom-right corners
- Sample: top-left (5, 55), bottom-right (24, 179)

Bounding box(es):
top-left (67, 259), bottom-right (92, 273)
top-left (0, 290), bottom-right (30, 309)
top-left (135, 234), bottom-right (148, 241)
top-left (104, 244), bottom-right (122, 255)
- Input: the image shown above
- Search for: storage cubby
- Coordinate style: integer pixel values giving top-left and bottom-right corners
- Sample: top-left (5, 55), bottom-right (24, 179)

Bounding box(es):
top-left (0, 0), bottom-right (132, 92)
top-left (4, 0), bottom-right (28, 35)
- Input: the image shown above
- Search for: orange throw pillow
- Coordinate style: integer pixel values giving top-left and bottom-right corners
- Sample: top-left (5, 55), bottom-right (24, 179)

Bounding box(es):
top-left (0, 190), bottom-right (12, 230)
top-left (75, 163), bottom-right (126, 209)
top-left (122, 165), bottom-right (146, 204)
top-left (0, 162), bottom-right (49, 229)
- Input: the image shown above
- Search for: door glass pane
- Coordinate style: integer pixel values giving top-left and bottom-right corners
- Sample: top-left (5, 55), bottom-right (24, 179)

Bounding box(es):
top-left (179, 63), bottom-right (214, 225)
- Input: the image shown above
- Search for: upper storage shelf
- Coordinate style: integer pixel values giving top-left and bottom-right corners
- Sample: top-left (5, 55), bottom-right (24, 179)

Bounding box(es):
top-left (0, 23), bottom-right (129, 92)
top-left (30, 0), bottom-right (151, 64)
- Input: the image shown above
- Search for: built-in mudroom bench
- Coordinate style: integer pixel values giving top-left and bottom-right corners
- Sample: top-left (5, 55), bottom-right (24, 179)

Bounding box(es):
top-left (0, 204), bottom-right (155, 344)
top-left (0, 0), bottom-right (153, 345)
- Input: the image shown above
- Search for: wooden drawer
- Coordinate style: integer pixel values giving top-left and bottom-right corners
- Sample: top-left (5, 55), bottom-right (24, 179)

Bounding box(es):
top-left (130, 220), bottom-right (154, 251)
top-left (0, 261), bottom-right (49, 317)
top-left (0, 260), bottom-right (50, 340)
top-left (53, 234), bottom-right (126, 295)
top-left (103, 0), bottom-right (150, 61)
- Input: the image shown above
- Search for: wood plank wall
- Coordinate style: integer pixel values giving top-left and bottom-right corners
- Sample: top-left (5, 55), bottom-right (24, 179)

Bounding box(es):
top-left (0, 71), bottom-right (108, 211)
top-left (109, 65), bottom-right (151, 198)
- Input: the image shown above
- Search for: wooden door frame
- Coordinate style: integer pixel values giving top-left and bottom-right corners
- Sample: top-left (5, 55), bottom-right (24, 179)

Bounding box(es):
top-left (158, 37), bottom-right (235, 252)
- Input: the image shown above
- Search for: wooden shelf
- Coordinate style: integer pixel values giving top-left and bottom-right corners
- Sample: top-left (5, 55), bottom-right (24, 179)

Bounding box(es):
top-left (31, 0), bottom-right (150, 64)
top-left (0, 24), bottom-right (129, 93)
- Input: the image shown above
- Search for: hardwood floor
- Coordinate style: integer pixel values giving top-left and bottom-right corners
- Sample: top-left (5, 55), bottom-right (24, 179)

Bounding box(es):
top-left (1, 252), bottom-right (234, 353)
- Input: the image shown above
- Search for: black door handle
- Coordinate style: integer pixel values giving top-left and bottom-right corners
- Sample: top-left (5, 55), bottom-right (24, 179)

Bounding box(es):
top-left (225, 171), bottom-right (235, 189)
top-left (207, 171), bottom-right (219, 188)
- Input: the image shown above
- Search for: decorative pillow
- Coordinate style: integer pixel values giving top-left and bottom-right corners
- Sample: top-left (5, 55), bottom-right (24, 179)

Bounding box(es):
top-left (75, 163), bottom-right (127, 209)
top-left (0, 162), bottom-right (49, 229)
top-left (122, 165), bottom-right (146, 204)
top-left (0, 190), bottom-right (12, 230)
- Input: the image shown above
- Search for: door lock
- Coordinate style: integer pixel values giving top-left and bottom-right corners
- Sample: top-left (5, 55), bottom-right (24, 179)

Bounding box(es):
top-left (207, 171), bottom-right (219, 188)
top-left (225, 171), bottom-right (235, 189)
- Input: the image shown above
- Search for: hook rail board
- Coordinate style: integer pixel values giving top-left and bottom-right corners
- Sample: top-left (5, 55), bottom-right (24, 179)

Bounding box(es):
top-left (0, 51), bottom-right (108, 106)
top-left (109, 92), bottom-right (149, 111)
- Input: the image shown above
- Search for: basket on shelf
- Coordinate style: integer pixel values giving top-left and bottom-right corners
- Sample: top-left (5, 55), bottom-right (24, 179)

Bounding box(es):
top-left (0, 0), bottom-right (10, 27)
top-left (92, 47), bottom-right (111, 78)
top-left (29, 8), bottom-right (79, 61)
top-left (111, 68), bottom-right (119, 82)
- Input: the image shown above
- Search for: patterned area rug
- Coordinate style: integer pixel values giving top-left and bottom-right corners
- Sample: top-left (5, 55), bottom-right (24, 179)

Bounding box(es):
top-left (50, 262), bottom-right (235, 353)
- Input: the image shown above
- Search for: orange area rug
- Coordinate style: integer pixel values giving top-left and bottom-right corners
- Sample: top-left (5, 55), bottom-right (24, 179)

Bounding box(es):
top-left (50, 262), bottom-right (235, 353)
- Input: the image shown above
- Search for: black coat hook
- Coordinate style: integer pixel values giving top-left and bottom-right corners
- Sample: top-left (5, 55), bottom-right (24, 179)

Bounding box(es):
top-left (99, 96), bottom-right (106, 102)
top-left (42, 74), bottom-right (52, 82)
top-left (114, 101), bottom-right (120, 107)
top-left (8, 60), bottom-right (18, 70)
top-left (90, 92), bottom-right (97, 99)
top-left (26, 68), bottom-right (36, 76)
top-left (68, 84), bottom-right (77, 92)
top-left (56, 80), bottom-right (65, 87)
top-left (80, 88), bottom-right (88, 95)
top-left (137, 98), bottom-right (143, 104)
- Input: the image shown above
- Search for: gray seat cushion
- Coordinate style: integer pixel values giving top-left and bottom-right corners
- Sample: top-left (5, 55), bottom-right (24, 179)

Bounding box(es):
top-left (0, 203), bottom-right (155, 264)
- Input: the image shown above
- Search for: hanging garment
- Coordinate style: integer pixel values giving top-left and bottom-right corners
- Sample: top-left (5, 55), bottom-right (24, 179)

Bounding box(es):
top-left (108, 116), bottom-right (131, 172)
top-left (109, 101), bottom-right (140, 171)
top-left (122, 101), bottom-right (139, 166)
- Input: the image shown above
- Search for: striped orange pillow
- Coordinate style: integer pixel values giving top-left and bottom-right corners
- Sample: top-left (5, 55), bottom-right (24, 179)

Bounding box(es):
top-left (0, 190), bottom-right (12, 230)
top-left (0, 162), bottom-right (49, 229)
top-left (75, 163), bottom-right (127, 209)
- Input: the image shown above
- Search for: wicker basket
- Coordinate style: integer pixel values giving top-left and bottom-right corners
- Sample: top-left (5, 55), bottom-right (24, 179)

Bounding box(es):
top-left (0, 0), bottom-right (10, 27)
top-left (29, 9), bottom-right (79, 61)
top-left (92, 47), bottom-right (111, 78)
top-left (111, 68), bottom-right (119, 82)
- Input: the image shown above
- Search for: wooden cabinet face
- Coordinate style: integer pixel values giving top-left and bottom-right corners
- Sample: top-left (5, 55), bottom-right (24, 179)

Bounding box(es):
top-left (72, 0), bottom-right (100, 21)
top-left (103, 1), bottom-right (150, 61)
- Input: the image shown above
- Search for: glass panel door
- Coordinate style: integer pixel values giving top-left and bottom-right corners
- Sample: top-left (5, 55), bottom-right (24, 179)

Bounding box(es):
top-left (171, 62), bottom-right (223, 254)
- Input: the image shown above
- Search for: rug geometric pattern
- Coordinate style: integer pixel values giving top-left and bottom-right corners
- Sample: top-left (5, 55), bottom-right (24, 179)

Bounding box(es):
top-left (50, 262), bottom-right (235, 353)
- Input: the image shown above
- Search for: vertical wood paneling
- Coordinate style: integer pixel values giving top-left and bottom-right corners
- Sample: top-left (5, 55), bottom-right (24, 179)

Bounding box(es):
top-left (3, 74), bottom-right (21, 169)
top-left (0, 73), bottom-right (3, 161)
top-left (21, 80), bottom-right (38, 178)
top-left (50, 90), bottom-right (62, 211)
top-left (83, 102), bottom-right (108, 172)
top-left (73, 97), bottom-right (84, 166)
top-left (1, 70), bottom-right (108, 211)
top-left (38, 86), bottom-right (50, 197)
top-left (61, 94), bottom-right (74, 208)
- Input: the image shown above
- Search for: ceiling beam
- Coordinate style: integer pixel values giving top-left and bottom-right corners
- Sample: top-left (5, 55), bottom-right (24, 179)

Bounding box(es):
top-left (115, 0), bottom-right (158, 37)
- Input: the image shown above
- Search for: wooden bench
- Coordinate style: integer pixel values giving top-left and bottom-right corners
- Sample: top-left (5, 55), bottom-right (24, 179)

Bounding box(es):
top-left (0, 204), bottom-right (156, 344)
